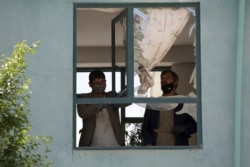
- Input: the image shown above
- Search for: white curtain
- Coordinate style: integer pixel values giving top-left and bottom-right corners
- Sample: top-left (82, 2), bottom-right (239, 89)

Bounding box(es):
top-left (89, 7), bottom-right (195, 94)
top-left (133, 7), bottom-right (192, 94)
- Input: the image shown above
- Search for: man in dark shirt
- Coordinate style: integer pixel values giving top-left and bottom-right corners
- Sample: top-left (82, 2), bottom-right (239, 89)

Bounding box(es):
top-left (142, 69), bottom-right (197, 146)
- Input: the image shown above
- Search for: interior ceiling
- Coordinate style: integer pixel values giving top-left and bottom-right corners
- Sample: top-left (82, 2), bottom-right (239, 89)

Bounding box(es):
top-left (76, 8), bottom-right (195, 47)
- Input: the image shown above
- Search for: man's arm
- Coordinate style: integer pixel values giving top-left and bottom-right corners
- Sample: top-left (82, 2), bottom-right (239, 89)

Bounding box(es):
top-left (183, 114), bottom-right (197, 135)
top-left (77, 103), bottom-right (103, 119)
top-left (77, 93), bottom-right (103, 119)
top-left (106, 91), bottom-right (131, 109)
top-left (173, 113), bottom-right (197, 136)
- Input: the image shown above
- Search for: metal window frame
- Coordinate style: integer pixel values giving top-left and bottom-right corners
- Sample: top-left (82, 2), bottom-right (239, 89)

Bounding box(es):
top-left (73, 2), bottom-right (202, 150)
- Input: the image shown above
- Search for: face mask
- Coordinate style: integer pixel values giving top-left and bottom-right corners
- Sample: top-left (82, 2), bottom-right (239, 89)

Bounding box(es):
top-left (161, 83), bottom-right (174, 94)
top-left (92, 83), bottom-right (106, 93)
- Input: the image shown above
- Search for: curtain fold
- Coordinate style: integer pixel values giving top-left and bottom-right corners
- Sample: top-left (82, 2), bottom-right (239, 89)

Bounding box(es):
top-left (134, 7), bottom-right (191, 94)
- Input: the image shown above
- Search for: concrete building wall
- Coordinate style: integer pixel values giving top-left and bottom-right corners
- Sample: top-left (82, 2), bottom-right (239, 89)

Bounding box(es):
top-left (0, 0), bottom-right (249, 167)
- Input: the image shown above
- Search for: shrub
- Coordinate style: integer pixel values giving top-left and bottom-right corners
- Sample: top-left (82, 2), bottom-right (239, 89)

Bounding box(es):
top-left (0, 41), bottom-right (52, 167)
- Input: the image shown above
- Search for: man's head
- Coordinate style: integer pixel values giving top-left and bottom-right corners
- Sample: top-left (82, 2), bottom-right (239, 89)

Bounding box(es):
top-left (89, 70), bottom-right (106, 93)
top-left (160, 69), bottom-right (179, 96)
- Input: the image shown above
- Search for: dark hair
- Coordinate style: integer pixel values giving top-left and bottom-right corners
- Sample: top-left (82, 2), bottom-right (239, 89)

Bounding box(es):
top-left (161, 69), bottom-right (179, 82)
top-left (89, 70), bottom-right (105, 82)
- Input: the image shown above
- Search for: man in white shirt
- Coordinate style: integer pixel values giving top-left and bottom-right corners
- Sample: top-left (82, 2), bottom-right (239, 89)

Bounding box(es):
top-left (77, 70), bottom-right (127, 147)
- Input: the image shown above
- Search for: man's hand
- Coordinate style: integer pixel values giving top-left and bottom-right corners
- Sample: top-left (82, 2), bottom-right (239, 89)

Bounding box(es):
top-left (170, 126), bottom-right (185, 136)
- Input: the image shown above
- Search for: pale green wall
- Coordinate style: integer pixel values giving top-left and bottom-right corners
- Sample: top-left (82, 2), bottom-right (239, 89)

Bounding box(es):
top-left (242, 1), bottom-right (250, 167)
top-left (0, 0), bottom-right (249, 167)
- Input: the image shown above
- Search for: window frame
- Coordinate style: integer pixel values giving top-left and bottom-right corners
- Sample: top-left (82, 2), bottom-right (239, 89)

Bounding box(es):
top-left (73, 2), bottom-right (201, 150)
